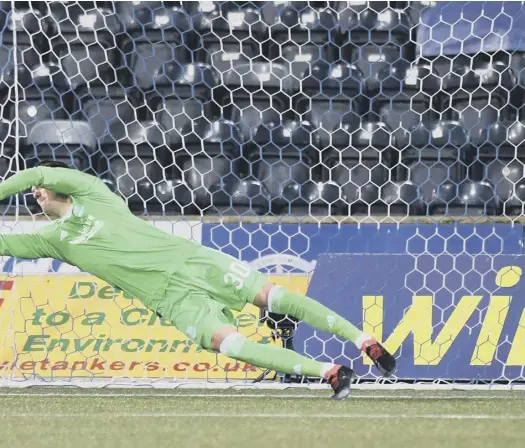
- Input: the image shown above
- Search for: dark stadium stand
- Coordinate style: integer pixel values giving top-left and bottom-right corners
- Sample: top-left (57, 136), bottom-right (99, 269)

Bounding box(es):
top-left (1, 1), bottom-right (524, 216)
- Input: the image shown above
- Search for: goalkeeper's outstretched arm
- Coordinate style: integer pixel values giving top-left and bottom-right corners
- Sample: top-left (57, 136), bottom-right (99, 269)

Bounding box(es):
top-left (0, 233), bottom-right (50, 259)
top-left (0, 167), bottom-right (97, 201)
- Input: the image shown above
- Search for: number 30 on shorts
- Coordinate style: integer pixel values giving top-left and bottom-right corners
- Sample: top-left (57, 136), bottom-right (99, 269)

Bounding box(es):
top-left (224, 262), bottom-right (252, 290)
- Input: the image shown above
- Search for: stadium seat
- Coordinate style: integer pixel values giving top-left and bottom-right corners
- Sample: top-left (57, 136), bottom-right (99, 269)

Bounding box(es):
top-left (332, 1), bottom-right (390, 24)
top-left (279, 179), bottom-right (348, 216)
top-left (222, 60), bottom-right (295, 93)
top-left (278, 45), bottom-right (334, 84)
top-left (127, 42), bottom-right (192, 92)
top-left (185, 4), bottom-right (289, 91)
top-left (116, 0), bottom-right (165, 29)
top-left (298, 64), bottom-right (365, 135)
top-left (155, 98), bottom-right (207, 143)
top-left (501, 51), bottom-right (525, 92)
top-left (371, 89), bottom-right (439, 137)
top-left (473, 121), bottom-right (525, 215)
top-left (263, 3), bottom-right (338, 81)
top-left (298, 94), bottom-right (363, 140)
top-left (443, 94), bottom-right (514, 136)
top-left (118, 1), bottom-right (192, 39)
top-left (336, 3), bottom-right (412, 45)
top-left (262, 2), bottom-right (336, 42)
top-left (337, 3), bottom-right (415, 99)
top-left (345, 43), bottom-right (412, 94)
top-left (432, 55), bottom-right (517, 94)
top-left (119, 1), bottom-right (193, 90)
top-left (430, 180), bottom-right (500, 216)
top-left (299, 62), bottom-right (362, 98)
top-left (433, 55), bottom-right (518, 132)
top-left (188, 0), bottom-right (266, 41)
top-left (9, 96), bottom-right (68, 140)
top-left (366, 62), bottom-right (441, 134)
top-left (47, 5), bottom-right (123, 89)
top-left (196, 40), bottom-right (261, 79)
top-left (207, 179), bottom-right (271, 216)
top-left (404, 1), bottom-right (430, 28)
top-left (147, 63), bottom-right (217, 139)
top-left (190, 1), bottom-right (266, 63)
top-left (379, 181), bottom-right (425, 216)
top-left (0, 7), bottom-right (48, 48)
top-left (23, 119), bottom-right (96, 164)
top-left (3, 63), bottom-right (71, 137)
top-left (224, 96), bottom-right (283, 143)
top-left (395, 121), bottom-right (500, 215)
top-left (148, 62), bottom-right (219, 102)
top-left (367, 63), bottom-right (441, 132)
top-left (47, 2), bottom-right (121, 35)
top-left (16, 63), bottom-right (71, 94)
top-left (189, 2), bottom-right (270, 91)
top-left (403, 62), bottom-right (442, 91)
top-left (0, 46), bottom-right (15, 92)
top-left (55, 44), bottom-right (122, 90)
top-left (100, 121), bottom-right (194, 214)
top-left (0, 46), bottom-right (41, 92)
top-left (395, 121), bottom-right (468, 202)
top-left (248, 121), bottom-right (332, 214)
top-left (170, 118), bottom-right (247, 214)
top-left (509, 179), bottom-right (525, 216)
top-left (339, 180), bottom-right (423, 216)
top-left (323, 121), bottom-right (394, 214)
top-left (76, 86), bottom-right (138, 142)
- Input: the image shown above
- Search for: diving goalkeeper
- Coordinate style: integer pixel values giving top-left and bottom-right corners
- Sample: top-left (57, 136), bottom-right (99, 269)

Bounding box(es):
top-left (0, 162), bottom-right (396, 400)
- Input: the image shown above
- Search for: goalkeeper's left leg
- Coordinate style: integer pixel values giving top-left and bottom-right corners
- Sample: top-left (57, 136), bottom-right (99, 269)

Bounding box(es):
top-left (252, 283), bottom-right (397, 377)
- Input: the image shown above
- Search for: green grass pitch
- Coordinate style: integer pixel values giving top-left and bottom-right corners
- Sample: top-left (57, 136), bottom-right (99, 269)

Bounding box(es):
top-left (0, 388), bottom-right (524, 448)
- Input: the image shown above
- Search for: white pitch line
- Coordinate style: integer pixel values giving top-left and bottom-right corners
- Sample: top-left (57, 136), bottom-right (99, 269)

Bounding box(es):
top-left (0, 392), bottom-right (523, 400)
top-left (0, 412), bottom-right (524, 420)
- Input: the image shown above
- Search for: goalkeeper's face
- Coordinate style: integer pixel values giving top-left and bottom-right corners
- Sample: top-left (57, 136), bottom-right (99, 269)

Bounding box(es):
top-left (31, 187), bottom-right (70, 217)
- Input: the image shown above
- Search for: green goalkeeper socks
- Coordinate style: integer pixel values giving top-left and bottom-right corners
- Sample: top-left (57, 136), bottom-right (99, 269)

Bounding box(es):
top-left (220, 333), bottom-right (334, 378)
top-left (267, 286), bottom-right (367, 348)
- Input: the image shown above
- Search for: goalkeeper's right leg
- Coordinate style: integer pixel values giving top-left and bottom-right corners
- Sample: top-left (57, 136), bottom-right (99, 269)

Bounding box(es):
top-left (212, 326), bottom-right (354, 401)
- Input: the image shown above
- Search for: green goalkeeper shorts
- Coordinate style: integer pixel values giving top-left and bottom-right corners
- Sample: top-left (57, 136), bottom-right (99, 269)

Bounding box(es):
top-left (156, 245), bottom-right (268, 349)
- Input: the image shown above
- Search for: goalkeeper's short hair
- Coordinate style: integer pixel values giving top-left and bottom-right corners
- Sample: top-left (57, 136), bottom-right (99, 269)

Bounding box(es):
top-left (37, 160), bottom-right (71, 169)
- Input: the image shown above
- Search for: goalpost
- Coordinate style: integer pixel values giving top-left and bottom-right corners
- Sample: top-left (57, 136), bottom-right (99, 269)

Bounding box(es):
top-left (0, 1), bottom-right (524, 389)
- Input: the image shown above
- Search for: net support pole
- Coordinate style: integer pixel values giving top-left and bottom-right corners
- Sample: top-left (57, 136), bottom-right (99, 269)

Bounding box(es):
top-left (10, 0), bottom-right (21, 221)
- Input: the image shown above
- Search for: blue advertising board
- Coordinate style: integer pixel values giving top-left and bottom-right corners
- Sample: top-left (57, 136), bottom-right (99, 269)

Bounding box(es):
top-left (296, 254), bottom-right (525, 380)
top-left (202, 223), bottom-right (525, 380)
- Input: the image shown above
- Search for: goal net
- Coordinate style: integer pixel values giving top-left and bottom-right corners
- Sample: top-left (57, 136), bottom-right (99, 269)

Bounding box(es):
top-left (1, 0), bottom-right (524, 389)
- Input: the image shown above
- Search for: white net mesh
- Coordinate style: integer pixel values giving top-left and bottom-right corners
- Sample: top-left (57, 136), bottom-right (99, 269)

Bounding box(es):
top-left (0, 0), bottom-right (524, 388)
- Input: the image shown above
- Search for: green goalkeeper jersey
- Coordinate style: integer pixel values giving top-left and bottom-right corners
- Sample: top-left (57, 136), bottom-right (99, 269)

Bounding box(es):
top-left (0, 167), bottom-right (199, 312)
